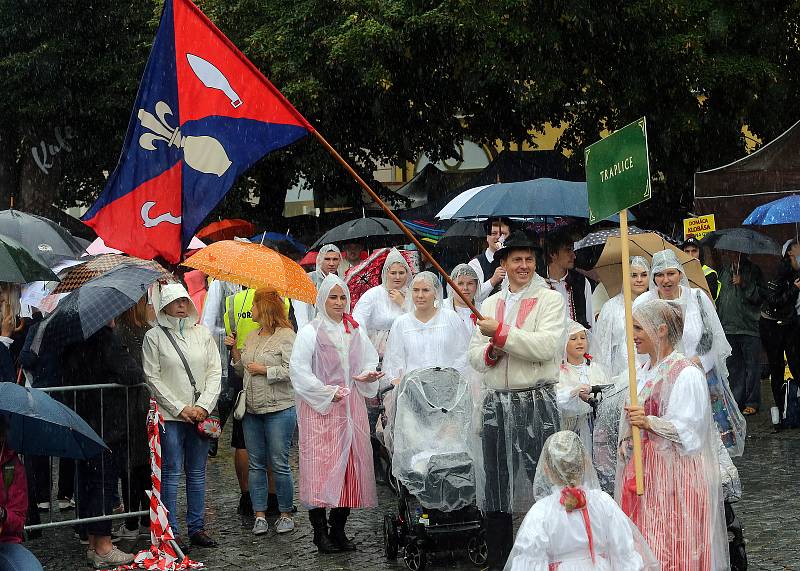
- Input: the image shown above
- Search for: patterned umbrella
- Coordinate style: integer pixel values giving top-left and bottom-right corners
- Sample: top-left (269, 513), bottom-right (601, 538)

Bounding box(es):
top-left (344, 248), bottom-right (419, 310)
top-left (52, 254), bottom-right (174, 293)
top-left (31, 265), bottom-right (163, 356)
top-left (574, 226), bottom-right (677, 250)
top-left (181, 240), bottom-right (317, 304)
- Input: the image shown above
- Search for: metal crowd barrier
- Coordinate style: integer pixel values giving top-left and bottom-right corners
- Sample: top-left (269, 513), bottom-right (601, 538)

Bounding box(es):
top-left (24, 382), bottom-right (150, 533)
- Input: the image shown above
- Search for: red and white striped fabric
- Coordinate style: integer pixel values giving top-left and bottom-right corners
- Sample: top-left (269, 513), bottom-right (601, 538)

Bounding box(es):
top-left (117, 399), bottom-right (203, 570)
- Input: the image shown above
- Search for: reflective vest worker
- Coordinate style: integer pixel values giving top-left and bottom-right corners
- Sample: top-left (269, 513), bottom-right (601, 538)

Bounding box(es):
top-left (703, 264), bottom-right (721, 301)
top-left (681, 236), bottom-right (720, 301)
top-left (224, 289), bottom-right (292, 348)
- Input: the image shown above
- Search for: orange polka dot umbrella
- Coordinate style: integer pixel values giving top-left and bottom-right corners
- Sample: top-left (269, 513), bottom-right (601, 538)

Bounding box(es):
top-left (181, 240), bottom-right (316, 304)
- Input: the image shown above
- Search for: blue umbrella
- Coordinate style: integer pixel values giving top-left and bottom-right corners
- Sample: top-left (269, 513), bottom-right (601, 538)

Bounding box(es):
top-left (0, 383), bottom-right (108, 459)
top-left (445, 178), bottom-right (632, 222)
top-left (743, 195), bottom-right (800, 225)
top-left (251, 232), bottom-right (308, 253)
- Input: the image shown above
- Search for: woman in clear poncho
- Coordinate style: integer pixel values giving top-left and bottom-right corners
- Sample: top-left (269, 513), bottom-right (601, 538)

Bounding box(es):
top-left (557, 320), bottom-right (610, 456)
top-left (289, 274), bottom-right (384, 553)
top-left (381, 272), bottom-right (470, 453)
top-left (505, 431), bottom-right (657, 571)
top-left (633, 249), bottom-right (746, 456)
top-left (444, 263), bottom-right (480, 342)
top-left (352, 248), bottom-right (413, 358)
top-left (617, 298), bottom-right (729, 570)
top-left (292, 244), bottom-right (343, 330)
top-left (592, 257), bottom-right (651, 378)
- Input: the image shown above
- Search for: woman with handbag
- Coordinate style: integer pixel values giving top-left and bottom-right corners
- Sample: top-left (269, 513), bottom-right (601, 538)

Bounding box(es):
top-left (143, 283), bottom-right (221, 552)
top-left (227, 288), bottom-right (297, 537)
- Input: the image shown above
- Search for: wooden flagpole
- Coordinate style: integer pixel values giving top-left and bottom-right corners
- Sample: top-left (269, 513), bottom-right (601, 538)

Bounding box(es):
top-left (619, 208), bottom-right (644, 495)
top-left (312, 130), bottom-right (483, 319)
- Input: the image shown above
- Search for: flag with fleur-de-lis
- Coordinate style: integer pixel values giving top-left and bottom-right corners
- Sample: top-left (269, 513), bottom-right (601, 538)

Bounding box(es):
top-left (82, 0), bottom-right (313, 263)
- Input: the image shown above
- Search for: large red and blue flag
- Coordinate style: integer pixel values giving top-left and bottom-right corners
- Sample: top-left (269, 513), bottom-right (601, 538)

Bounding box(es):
top-left (83, 0), bottom-right (313, 262)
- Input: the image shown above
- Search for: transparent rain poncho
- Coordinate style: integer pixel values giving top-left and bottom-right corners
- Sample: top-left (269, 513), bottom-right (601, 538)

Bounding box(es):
top-left (615, 299), bottom-right (729, 570)
top-left (591, 376), bottom-right (630, 495)
top-left (403, 270), bottom-right (444, 312)
top-left (310, 244), bottom-right (342, 287)
top-left (635, 249), bottom-right (746, 456)
top-left (390, 367), bottom-right (476, 511)
top-left (444, 263), bottom-right (479, 338)
top-left (592, 257), bottom-right (650, 378)
top-left (291, 243), bottom-right (342, 330)
top-left (352, 247), bottom-right (413, 358)
top-left (506, 431), bottom-right (658, 571)
top-left (289, 273), bottom-right (380, 508)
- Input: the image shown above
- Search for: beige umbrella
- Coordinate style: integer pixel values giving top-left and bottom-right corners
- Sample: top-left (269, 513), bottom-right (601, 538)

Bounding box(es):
top-left (594, 233), bottom-right (710, 298)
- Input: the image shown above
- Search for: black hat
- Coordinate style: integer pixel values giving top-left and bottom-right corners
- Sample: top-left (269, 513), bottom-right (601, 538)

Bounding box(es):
top-left (494, 231), bottom-right (538, 261)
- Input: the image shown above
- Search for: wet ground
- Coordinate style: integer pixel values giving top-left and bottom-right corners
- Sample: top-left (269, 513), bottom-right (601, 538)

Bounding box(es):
top-left (26, 378), bottom-right (800, 570)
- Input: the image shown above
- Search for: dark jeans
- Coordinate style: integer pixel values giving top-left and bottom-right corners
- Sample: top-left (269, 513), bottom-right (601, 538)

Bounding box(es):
top-left (76, 450), bottom-right (119, 537)
top-left (28, 455), bottom-right (75, 501)
top-left (760, 317), bottom-right (800, 417)
top-left (727, 333), bottom-right (762, 409)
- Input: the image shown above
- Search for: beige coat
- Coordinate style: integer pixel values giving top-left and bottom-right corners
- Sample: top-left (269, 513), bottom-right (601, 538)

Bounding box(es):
top-left (468, 276), bottom-right (565, 390)
top-left (233, 327), bottom-right (296, 414)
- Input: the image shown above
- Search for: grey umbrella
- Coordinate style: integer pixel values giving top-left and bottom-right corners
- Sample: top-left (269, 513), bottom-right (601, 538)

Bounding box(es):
top-left (701, 228), bottom-right (781, 256)
top-left (0, 210), bottom-right (85, 266)
top-left (310, 217), bottom-right (406, 249)
top-left (31, 264), bottom-right (163, 356)
top-left (0, 234), bottom-right (59, 283)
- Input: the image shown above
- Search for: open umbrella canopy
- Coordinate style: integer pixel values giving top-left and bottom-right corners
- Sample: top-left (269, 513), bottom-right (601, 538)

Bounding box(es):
top-left (85, 236), bottom-right (205, 256)
top-left (52, 254), bottom-right (174, 294)
top-left (182, 240), bottom-right (316, 304)
top-left (251, 232), bottom-right (308, 253)
top-left (437, 179), bottom-right (633, 222)
top-left (594, 233), bottom-right (710, 298)
top-left (0, 383), bottom-right (107, 459)
top-left (742, 195), bottom-right (800, 225)
top-left (31, 265), bottom-right (164, 356)
top-left (310, 217), bottom-right (406, 249)
top-left (701, 228), bottom-right (781, 256)
top-left (0, 234), bottom-right (59, 283)
top-left (574, 226), bottom-right (677, 250)
top-left (0, 210), bottom-right (85, 265)
top-left (197, 219), bottom-right (256, 242)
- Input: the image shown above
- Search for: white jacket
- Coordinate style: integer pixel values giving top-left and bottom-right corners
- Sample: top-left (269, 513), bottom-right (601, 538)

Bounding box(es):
top-left (143, 283), bottom-right (222, 422)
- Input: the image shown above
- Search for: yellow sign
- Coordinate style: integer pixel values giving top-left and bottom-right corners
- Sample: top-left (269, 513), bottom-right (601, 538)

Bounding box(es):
top-left (683, 214), bottom-right (716, 240)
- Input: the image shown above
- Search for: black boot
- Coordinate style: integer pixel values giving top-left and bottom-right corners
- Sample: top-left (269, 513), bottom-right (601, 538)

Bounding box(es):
top-left (208, 439), bottom-right (218, 458)
top-left (329, 507), bottom-right (357, 551)
top-left (485, 511), bottom-right (513, 570)
top-left (309, 508), bottom-right (340, 553)
top-left (237, 491), bottom-right (253, 517)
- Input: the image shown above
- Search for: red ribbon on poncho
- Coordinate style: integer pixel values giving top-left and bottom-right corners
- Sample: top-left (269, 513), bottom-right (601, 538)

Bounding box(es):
top-left (560, 486), bottom-right (595, 566)
top-left (342, 313), bottom-right (360, 333)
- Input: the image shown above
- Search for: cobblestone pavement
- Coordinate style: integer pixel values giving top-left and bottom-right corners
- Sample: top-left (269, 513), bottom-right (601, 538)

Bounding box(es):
top-left (26, 379), bottom-right (800, 570)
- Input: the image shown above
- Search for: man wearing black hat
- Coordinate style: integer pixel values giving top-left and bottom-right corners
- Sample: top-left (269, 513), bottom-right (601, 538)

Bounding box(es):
top-left (682, 236), bottom-right (720, 301)
top-left (468, 231), bottom-right (564, 570)
top-left (468, 218), bottom-right (511, 302)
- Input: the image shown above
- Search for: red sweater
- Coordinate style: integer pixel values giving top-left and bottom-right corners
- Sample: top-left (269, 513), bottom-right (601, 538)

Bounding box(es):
top-left (0, 446), bottom-right (27, 544)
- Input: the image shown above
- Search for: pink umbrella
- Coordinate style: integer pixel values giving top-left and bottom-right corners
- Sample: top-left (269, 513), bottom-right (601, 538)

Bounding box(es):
top-left (85, 236), bottom-right (205, 256)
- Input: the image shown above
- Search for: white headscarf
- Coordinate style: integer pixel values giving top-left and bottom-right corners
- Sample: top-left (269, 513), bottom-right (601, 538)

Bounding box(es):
top-left (630, 256), bottom-right (650, 274)
top-left (381, 248), bottom-right (412, 291)
top-left (563, 319), bottom-right (588, 362)
top-left (649, 249), bottom-right (689, 292)
top-left (315, 273), bottom-right (351, 324)
top-left (310, 244), bottom-right (342, 287)
top-left (406, 271), bottom-right (444, 311)
top-left (446, 263), bottom-right (478, 308)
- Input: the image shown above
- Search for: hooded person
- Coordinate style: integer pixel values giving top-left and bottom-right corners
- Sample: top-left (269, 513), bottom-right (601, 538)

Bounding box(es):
top-left (352, 247), bottom-right (413, 358)
top-left (633, 249), bottom-right (746, 457)
top-left (142, 282), bottom-right (222, 549)
top-left (292, 244), bottom-right (343, 330)
top-left (505, 431), bottom-right (657, 571)
top-left (289, 273), bottom-right (384, 554)
top-left (467, 231), bottom-right (565, 569)
top-left (557, 320), bottom-right (610, 456)
top-left (617, 298), bottom-right (729, 570)
top-left (445, 263), bottom-right (480, 342)
top-left (592, 256), bottom-right (651, 378)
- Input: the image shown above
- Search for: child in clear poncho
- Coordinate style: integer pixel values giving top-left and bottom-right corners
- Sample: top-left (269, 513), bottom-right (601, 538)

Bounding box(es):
top-left (505, 431), bottom-right (657, 571)
top-left (557, 321), bottom-right (610, 456)
top-left (618, 298), bottom-right (729, 570)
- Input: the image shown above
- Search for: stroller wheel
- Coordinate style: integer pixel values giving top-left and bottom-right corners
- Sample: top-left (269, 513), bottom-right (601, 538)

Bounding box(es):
top-left (383, 514), bottom-right (399, 559)
top-left (467, 531), bottom-right (488, 566)
top-left (404, 539), bottom-right (427, 571)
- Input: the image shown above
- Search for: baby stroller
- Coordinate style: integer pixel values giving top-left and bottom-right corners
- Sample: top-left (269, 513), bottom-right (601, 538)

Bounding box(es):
top-left (382, 367), bottom-right (487, 571)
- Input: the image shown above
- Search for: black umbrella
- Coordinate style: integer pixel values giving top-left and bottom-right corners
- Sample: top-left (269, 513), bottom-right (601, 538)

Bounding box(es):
top-left (310, 217), bottom-right (406, 249)
top-left (701, 228), bottom-right (780, 256)
top-left (0, 210), bottom-right (85, 266)
top-left (31, 264), bottom-right (163, 356)
top-left (574, 226), bottom-right (677, 250)
top-left (0, 234), bottom-right (59, 283)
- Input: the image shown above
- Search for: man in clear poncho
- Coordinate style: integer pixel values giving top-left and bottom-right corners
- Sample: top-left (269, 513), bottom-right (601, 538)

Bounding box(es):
top-left (468, 231), bottom-right (565, 570)
top-left (505, 431), bottom-right (657, 571)
top-left (618, 298), bottom-right (729, 570)
top-left (292, 244), bottom-right (343, 330)
top-left (633, 249), bottom-right (746, 457)
top-left (288, 274), bottom-right (383, 553)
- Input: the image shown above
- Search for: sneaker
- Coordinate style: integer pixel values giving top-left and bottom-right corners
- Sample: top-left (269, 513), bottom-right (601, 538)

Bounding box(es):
top-left (90, 546), bottom-right (134, 568)
top-left (57, 497), bottom-right (74, 511)
top-left (37, 502), bottom-right (50, 511)
top-left (252, 517), bottom-right (269, 536)
top-left (275, 515), bottom-right (295, 534)
top-left (112, 523), bottom-right (139, 540)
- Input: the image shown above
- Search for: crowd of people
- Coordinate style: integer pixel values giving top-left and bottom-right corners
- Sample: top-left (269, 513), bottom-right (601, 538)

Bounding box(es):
top-left (1, 216), bottom-right (797, 571)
